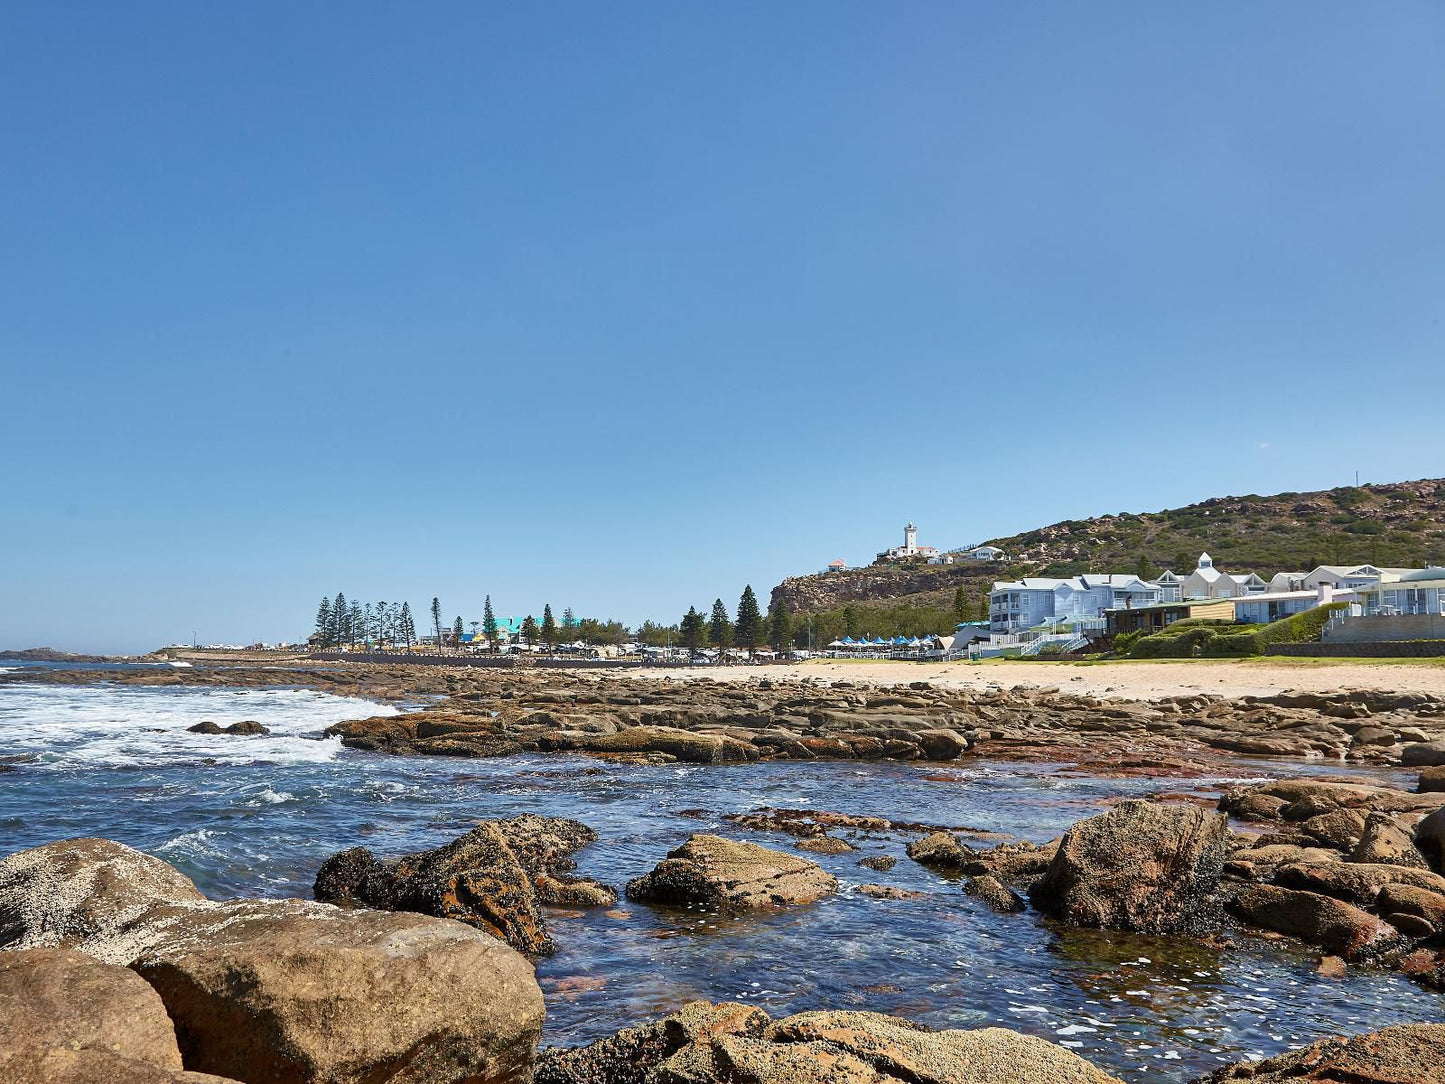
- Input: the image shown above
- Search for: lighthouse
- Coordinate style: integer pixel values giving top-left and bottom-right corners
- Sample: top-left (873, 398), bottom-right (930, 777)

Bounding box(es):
top-left (904, 522), bottom-right (917, 555)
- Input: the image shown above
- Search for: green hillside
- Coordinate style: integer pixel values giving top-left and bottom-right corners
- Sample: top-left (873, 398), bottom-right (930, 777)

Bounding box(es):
top-left (770, 477), bottom-right (1445, 639)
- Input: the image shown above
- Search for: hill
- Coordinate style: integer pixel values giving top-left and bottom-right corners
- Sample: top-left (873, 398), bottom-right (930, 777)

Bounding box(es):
top-left (770, 477), bottom-right (1445, 635)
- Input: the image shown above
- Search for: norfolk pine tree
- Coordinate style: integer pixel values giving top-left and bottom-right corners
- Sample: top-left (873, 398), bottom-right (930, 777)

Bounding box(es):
top-left (314, 598), bottom-right (332, 648)
top-left (453, 616), bottom-right (463, 649)
top-left (735, 586), bottom-right (763, 656)
top-left (768, 599), bottom-right (792, 655)
top-left (430, 597), bottom-right (443, 650)
top-left (680, 606), bottom-right (705, 655)
top-left (541, 604), bottom-right (557, 651)
top-left (521, 615), bottom-right (539, 647)
top-left (483, 595), bottom-right (499, 653)
top-left (708, 599), bottom-right (734, 657)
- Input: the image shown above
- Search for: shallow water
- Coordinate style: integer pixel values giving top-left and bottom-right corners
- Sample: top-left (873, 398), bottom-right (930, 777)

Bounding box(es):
top-left (0, 678), bottom-right (1440, 1081)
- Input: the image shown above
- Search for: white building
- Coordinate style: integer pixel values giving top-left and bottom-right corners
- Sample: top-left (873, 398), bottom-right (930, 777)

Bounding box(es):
top-left (1303, 564), bottom-right (1415, 592)
top-left (990, 575), bottom-right (1163, 633)
top-left (1179, 553), bottom-right (1266, 599)
top-left (1356, 569), bottom-right (1445, 615)
top-left (1234, 585), bottom-right (1341, 624)
top-left (879, 522), bottom-right (940, 562)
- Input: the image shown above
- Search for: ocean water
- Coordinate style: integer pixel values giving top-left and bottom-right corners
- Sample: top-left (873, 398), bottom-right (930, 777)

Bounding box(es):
top-left (1, 678), bottom-right (1440, 1081)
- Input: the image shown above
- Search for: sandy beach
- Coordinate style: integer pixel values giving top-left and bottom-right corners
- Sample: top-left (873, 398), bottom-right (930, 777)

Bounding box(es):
top-left (617, 656), bottom-right (1445, 701)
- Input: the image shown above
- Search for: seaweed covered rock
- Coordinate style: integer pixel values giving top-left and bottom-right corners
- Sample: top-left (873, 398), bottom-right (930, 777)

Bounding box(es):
top-left (905, 831), bottom-right (977, 872)
top-left (625, 835), bottom-right (837, 909)
top-left (1229, 885), bottom-right (1401, 961)
top-left (1029, 800), bottom-right (1229, 935)
top-left (314, 814), bottom-right (614, 958)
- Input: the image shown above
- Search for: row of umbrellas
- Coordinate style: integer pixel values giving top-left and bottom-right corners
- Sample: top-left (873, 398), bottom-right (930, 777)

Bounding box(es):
top-left (828, 635), bottom-right (936, 648)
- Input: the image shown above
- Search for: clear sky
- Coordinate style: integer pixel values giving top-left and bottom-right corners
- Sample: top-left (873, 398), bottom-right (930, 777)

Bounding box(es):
top-left (3, 3), bottom-right (1443, 654)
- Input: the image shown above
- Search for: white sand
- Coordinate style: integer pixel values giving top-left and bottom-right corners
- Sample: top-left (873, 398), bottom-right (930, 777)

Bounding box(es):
top-left (609, 658), bottom-right (1445, 701)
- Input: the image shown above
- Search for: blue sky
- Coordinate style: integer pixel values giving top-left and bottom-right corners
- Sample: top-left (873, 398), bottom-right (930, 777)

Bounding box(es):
top-left (3, 3), bottom-right (1443, 653)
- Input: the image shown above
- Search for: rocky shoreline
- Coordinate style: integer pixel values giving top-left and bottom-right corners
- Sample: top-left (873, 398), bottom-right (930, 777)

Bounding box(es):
top-left (6, 764), bottom-right (1445, 1082)
top-left (9, 660), bottom-right (1445, 771)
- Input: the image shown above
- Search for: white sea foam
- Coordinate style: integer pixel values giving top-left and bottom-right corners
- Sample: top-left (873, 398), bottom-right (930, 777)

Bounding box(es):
top-left (0, 683), bottom-right (397, 770)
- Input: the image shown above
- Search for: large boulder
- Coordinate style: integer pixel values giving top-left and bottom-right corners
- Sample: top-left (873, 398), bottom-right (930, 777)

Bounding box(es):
top-left (1401, 741), bottom-right (1445, 767)
top-left (1029, 800), bottom-right (1229, 935)
top-left (1194, 1022), bottom-right (1445, 1083)
top-left (132, 898), bottom-right (544, 1084)
top-left (0, 838), bottom-right (207, 963)
top-left (1351, 813), bottom-right (1427, 868)
top-left (1229, 885), bottom-right (1401, 961)
top-left (537, 1002), bottom-right (1123, 1084)
top-left (0, 947), bottom-right (183, 1070)
top-left (905, 831), bottom-right (977, 872)
top-left (314, 815), bottom-right (614, 957)
top-left (625, 835), bottom-right (837, 909)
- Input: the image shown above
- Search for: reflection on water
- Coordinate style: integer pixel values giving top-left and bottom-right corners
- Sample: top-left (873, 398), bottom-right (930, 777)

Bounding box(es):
top-left (0, 681), bottom-right (1440, 1082)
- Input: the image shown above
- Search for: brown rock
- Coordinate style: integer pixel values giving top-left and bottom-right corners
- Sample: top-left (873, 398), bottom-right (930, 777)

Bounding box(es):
top-left (1030, 800), bottom-right (1229, 935)
top-left (132, 899), bottom-right (544, 1084)
top-left (1351, 812), bottom-right (1427, 868)
top-left (1378, 882), bottom-right (1445, 936)
top-left (1315, 955), bottom-right (1347, 979)
top-left (0, 947), bottom-right (182, 1070)
top-left (1415, 806), bottom-right (1445, 872)
top-left (965, 874), bottom-right (1026, 913)
top-left (1229, 885), bottom-right (1401, 961)
top-left (625, 835), bottom-right (837, 909)
top-left (905, 831), bottom-right (976, 872)
top-left (313, 814), bottom-right (614, 958)
top-left (1195, 1022), bottom-right (1445, 1083)
top-left (0, 1048), bottom-right (241, 1084)
top-left (859, 855), bottom-right (896, 872)
top-left (795, 836), bottom-right (856, 855)
top-left (858, 884), bottom-right (927, 900)
top-left (1419, 766), bottom-right (1445, 793)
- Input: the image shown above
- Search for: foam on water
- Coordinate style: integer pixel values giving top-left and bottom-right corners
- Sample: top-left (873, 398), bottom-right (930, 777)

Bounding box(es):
top-left (0, 682), bottom-right (393, 770)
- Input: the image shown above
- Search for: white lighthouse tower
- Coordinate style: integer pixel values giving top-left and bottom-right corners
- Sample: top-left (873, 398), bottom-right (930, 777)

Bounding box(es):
top-left (904, 522), bottom-right (918, 555)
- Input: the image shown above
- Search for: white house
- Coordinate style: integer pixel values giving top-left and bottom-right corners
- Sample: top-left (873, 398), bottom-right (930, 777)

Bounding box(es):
top-left (989, 575), bottom-right (1163, 633)
top-left (1180, 553), bottom-right (1266, 599)
top-left (1234, 585), bottom-right (1340, 625)
top-left (1303, 564), bottom-right (1415, 592)
top-left (1356, 569), bottom-right (1445, 615)
top-left (1155, 570), bottom-right (1185, 601)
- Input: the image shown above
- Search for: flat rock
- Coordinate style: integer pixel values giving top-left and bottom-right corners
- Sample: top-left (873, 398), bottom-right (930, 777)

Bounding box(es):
top-left (537, 1002), bottom-right (1123, 1084)
top-left (965, 874), bottom-right (1026, 913)
top-left (132, 898), bottom-right (544, 1084)
top-left (1030, 800), bottom-right (1229, 935)
top-left (625, 834), bottom-right (837, 909)
top-left (1401, 741), bottom-right (1445, 767)
top-left (905, 831), bottom-right (976, 871)
top-left (1194, 1022), bottom-right (1445, 1083)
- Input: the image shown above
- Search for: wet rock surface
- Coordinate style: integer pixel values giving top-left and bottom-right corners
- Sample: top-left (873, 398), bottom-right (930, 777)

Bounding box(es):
top-left (314, 814), bottom-right (614, 957)
top-left (1030, 801), bottom-right (1230, 935)
top-left (625, 834), bottom-right (838, 909)
top-left (1194, 1022), bottom-right (1445, 1083)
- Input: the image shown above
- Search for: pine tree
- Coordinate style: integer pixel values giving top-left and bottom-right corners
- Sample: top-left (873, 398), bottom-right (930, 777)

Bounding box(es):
top-left (952, 586), bottom-right (967, 622)
top-left (541, 604), bottom-right (557, 651)
top-left (1136, 553), bottom-right (1151, 580)
top-left (708, 598), bottom-right (734, 657)
top-left (842, 605), bottom-right (860, 638)
top-left (768, 599), bottom-right (792, 654)
top-left (521, 615), bottom-right (539, 647)
top-left (375, 601), bottom-right (388, 647)
top-left (332, 592), bottom-right (347, 649)
top-left (314, 597), bottom-right (332, 648)
top-left (735, 586), bottom-right (763, 656)
top-left (430, 597), bottom-right (443, 650)
top-left (349, 601), bottom-right (363, 648)
top-left (400, 602), bottom-right (415, 648)
top-left (680, 607), bottom-right (705, 655)
top-left (483, 595), bottom-right (499, 653)
top-left (452, 616), bottom-right (463, 649)
top-left (978, 586), bottom-right (990, 624)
